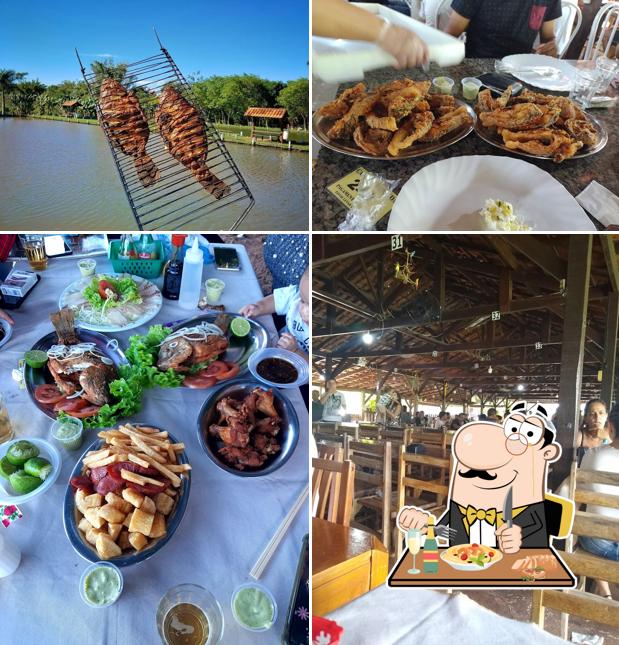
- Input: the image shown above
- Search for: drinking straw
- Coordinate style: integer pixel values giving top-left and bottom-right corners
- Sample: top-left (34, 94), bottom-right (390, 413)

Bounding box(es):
top-left (249, 484), bottom-right (309, 580)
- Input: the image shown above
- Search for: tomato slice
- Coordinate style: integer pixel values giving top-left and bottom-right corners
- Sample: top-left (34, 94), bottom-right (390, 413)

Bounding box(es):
top-left (183, 374), bottom-right (218, 389)
top-left (54, 397), bottom-right (89, 413)
top-left (215, 362), bottom-right (240, 381)
top-left (205, 360), bottom-right (228, 376)
top-left (98, 280), bottom-right (117, 299)
top-left (34, 384), bottom-right (66, 405)
top-left (65, 405), bottom-right (101, 418)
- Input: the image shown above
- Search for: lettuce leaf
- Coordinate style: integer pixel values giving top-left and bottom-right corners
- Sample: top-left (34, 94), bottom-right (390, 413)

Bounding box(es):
top-left (83, 275), bottom-right (142, 313)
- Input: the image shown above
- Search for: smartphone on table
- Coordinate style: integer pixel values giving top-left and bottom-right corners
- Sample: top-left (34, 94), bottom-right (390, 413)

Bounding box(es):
top-left (214, 247), bottom-right (240, 271)
top-left (477, 73), bottom-right (523, 95)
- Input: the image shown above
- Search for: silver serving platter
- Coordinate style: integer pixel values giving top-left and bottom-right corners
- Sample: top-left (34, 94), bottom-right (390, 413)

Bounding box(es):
top-left (312, 97), bottom-right (477, 160)
top-left (474, 112), bottom-right (608, 162)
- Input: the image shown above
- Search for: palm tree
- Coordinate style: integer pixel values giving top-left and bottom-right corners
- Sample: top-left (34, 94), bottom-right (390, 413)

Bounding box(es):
top-left (0, 69), bottom-right (28, 116)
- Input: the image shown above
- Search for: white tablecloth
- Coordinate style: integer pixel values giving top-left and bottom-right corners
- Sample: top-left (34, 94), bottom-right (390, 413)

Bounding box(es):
top-left (326, 585), bottom-right (566, 644)
top-left (0, 244), bottom-right (309, 644)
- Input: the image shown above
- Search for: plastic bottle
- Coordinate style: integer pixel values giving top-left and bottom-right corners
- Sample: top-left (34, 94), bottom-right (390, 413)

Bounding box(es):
top-left (138, 234), bottom-right (157, 260)
top-left (178, 237), bottom-right (203, 309)
top-left (162, 234), bottom-right (187, 300)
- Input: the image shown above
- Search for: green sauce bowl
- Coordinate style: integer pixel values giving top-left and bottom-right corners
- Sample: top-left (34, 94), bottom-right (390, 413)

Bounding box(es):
top-left (79, 562), bottom-right (123, 608)
top-left (231, 582), bottom-right (277, 632)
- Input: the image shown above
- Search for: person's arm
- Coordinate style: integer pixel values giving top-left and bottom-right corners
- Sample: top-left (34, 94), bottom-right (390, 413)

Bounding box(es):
top-left (238, 294), bottom-right (276, 318)
top-left (276, 332), bottom-right (309, 363)
top-left (445, 9), bottom-right (470, 38)
top-left (536, 20), bottom-right (558, 57)
top-left (0, 310), bottom-right (14, 325)
top-left (313, 0), bottom-right (428, 68)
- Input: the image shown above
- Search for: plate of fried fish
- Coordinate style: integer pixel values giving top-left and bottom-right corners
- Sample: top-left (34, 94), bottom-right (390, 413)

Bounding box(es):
top-left (475, 86), bottom-right (608, 163)
top-left (313, 78), bottom-right (476, 159)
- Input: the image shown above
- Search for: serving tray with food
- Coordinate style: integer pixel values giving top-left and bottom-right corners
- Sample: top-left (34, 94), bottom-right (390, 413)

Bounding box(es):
top-left (313, 78), bottom-right (476, 159)
top-left (64, 423), bottom-right (191, 566)
top-left (125, 312), bottom-right (268, 390)
top-left (59, 273), bottom-right (162, 332)
top-left (475, 86), bottom-right (608, 163)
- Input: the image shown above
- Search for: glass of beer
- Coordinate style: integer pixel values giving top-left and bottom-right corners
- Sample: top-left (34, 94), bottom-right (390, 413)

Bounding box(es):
top-left (407, 528), bottom-right (422, 575)
top-left (157, 584), bottom-right (224, 645)
top-left (19, 235), bottom-right (48, 271)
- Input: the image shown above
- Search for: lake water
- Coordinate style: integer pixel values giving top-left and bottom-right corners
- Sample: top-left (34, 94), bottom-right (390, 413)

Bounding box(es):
top-left (0, 118), bottom-right (308, 231)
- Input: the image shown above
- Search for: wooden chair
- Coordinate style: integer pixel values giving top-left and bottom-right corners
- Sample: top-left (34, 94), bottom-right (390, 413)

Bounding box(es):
top-left (313, 421), bottom-right (344, 446)
top-left (396, 447), bottom-right (452, 558)
top-left (312, 458), bottom-right (355, 526)
top-left (357, 422), bottom-right (381, 442)
top-left (318, 443), bottom-right (343, 461)
top-left (532, 466), bottom-right (619, 636)
top-left (344, 436), bottom-right (393, 553)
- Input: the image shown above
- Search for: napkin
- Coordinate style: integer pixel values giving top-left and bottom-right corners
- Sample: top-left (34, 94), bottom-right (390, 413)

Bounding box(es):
top-left (576, 181), bottom-right (619, 227)
top-left (1, 505), bottom-right (23, 527)
top-left (313, 615), bottom-right (344, 645)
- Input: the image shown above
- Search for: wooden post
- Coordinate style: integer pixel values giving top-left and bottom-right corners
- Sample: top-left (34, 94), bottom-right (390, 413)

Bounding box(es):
top-left (601, 292), bottom-right (619, 407)
top-left (552, 235), bottom-right (592, 491)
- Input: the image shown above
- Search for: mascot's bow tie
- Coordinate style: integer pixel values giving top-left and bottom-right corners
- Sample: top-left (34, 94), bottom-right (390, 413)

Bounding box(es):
top-left (464, 505), bottom-right (497, 526)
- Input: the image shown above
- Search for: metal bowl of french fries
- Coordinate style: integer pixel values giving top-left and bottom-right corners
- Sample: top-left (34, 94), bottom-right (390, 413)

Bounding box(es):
top-left (197, 379), bottom-right (299, 477)
top-left (63, 423), bottom-right (191, 566)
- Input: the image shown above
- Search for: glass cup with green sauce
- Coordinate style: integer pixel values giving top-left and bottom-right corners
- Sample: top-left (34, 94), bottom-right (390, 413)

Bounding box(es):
top-left (461, 77), bottom-right (483, 101)
top-left (78, 259), bottom-right (97, 277)
top-left (432, 76), bottom-right (455, 95)
top-left (231, 582), bottom-right (277, 633)
top-left (205, 279), bottom-right (225, 304)
top-left (50, 417), bottom-right (83, 451)
top-left (80, 562), bottom-right (123, 607)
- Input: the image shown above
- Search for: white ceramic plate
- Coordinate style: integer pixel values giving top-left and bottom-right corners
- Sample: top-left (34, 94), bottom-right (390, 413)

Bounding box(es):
top-left (58, 273), bottom-right (163, 333)
top-left (388, 156), bottom-right (595, 231)
top-left (0, 438), bottom-right (61, 505)
top-left (440, 546), bottom-right (503, 572)
top-left (500, 54), bottom-right (577, 91)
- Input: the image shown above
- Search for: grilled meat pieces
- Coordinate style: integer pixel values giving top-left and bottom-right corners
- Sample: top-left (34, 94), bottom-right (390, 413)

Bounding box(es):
top-left (156, 85), bottom-right (230, 199)
top-left (99, 78), bottom-right (160, 188)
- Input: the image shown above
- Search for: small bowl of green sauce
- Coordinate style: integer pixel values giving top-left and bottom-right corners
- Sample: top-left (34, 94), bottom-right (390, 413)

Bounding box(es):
top-left (80, 561), bottom-right (123, 608)
top-left (231, 582), bottom-right (277, 632)
top-left (432, 76), bottom-right (455, 95)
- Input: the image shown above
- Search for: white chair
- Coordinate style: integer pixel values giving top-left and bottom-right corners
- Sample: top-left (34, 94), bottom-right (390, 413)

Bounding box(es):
top-left (557, 0), bottom-right (583, 58)
top-left (420, 0), bottom-right (452, 31)
top-left (582, 1), bottom-right (619, 60)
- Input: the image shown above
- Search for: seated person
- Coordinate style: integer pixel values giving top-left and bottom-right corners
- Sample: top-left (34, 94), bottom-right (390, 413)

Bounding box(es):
top-left (239, 267), bottom-right (309, 362)
top-left (446, 0), bottom-right (561, 59)
top-left (579, 403), bottom-right (619, 600)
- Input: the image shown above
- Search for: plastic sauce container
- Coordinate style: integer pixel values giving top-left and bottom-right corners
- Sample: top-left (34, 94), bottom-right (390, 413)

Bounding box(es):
top-left (205, 279), bottom-right (225, 304)
top-left (50, 417), bottom-right (83, 450)
top-left (78, 259), bottom-right (97, 277)
top-left (432, 76), bottom-right (454, 95)
top-left (461, 77), bottom-right (483, 101)
top-left (80, 562), bottom-right (123, 607)
top-left (231, 583), bottom-right (277, 632)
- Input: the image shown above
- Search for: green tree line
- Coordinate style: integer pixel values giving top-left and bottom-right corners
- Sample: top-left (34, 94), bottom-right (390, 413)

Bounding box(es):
top-left (0, 63), bottom-right (309, 129)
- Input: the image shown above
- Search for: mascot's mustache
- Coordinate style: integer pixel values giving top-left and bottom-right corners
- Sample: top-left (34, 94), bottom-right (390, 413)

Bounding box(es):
top-left (458, 468), bottom-right (498, 481)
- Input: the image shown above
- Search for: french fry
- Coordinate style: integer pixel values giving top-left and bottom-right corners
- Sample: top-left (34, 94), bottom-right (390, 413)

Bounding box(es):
top-left (127, 453), bottom-right (150, 469)
top-left (139, 455), bottom-right (181, 487)
top-left (121, 469), bottom-right (166, 488)
top-left (83, 449), bottom-right (110, 465)
top-left (167, 464), bottom-right (192, 473)
top-left (119, 430), bottom-right (167, 464)
top-left (167, 446), bottom-right (176, 463)
top-left (88, 454), bottom-right (118, 469)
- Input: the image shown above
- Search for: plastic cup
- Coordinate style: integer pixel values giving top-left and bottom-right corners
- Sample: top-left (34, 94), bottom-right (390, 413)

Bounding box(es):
top-left (461, 77), bottom-right (483, 101)
top-left (231, 582), bottom-right (278, 633)
top-left (79, 562), bottom-right (123, 608)
top-left (78, 259), bottom-right (97, 277)
top-left (569, 69), bottom-right (600, 108)
top-left (50, 417), bottom-right (83, 450)
top-left (0, 533), bottom-right (21, 577)
top-left (595, 56), bottom-right (619, 94)
top-left (432, 76), bottom-right (455, 95)
top-left (205, 278), bottom-right (225, 304)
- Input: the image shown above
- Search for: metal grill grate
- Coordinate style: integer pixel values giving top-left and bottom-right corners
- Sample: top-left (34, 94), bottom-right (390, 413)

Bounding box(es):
top-left (76, 35), bottom-right (254, 230)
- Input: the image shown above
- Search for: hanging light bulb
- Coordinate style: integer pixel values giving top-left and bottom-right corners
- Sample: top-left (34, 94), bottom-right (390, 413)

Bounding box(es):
top-left (362, 332), bottom-right (374, 345)
top-left (517, 384), bottom-right (525, 391)
top-left (488, 366), bottom-right (493, 374)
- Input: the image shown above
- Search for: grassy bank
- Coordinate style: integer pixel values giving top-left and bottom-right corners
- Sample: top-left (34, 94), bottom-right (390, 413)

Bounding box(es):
top-left (17, 115), bottom-right (308, 151)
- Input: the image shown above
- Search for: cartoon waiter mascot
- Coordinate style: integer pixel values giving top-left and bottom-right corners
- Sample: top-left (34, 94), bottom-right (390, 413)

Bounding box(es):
top-left (397, 402), bottom-right (574, 554)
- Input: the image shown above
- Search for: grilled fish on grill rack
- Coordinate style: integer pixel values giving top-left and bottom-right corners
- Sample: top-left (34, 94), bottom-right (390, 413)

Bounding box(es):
top-left (99, 78), bottom-right (160, 188)
top-left (155, 86), bottom-right (230, 199)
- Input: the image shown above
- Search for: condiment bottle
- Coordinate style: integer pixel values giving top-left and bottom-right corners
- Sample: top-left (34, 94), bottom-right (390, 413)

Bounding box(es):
top-left (162, 234), bottom-right (187, 300)
top-left (138, 234), bottom-right (158, 260)
top-left (118, 234), bottom-right (137, 261)
top-left (422, 516), bottom-right (439, 574)
top-left (178, 237), bottom-right (203, 309)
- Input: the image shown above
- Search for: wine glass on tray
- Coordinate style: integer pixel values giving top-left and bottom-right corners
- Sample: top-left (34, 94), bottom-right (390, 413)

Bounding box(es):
top-left (407, 528), bottom-right (422, 575)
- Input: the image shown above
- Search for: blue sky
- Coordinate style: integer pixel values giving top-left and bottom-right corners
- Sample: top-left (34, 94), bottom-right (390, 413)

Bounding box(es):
top-left (1, 1), bottom-right (309, 85)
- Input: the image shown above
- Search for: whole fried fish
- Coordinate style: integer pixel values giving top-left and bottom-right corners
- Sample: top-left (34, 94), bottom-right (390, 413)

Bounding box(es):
top-left (155, 86), bottom-right (230, 199)
top-left (99, 78), bottom-right (160, 187)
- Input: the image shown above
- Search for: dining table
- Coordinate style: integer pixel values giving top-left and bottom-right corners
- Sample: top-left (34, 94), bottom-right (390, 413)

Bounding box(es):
top-left (0, 243), bottom-right (309, 644)
top-left (312, 59), bottom-right (619, 231)
top-left (312, 517), bottom-right (388, 616)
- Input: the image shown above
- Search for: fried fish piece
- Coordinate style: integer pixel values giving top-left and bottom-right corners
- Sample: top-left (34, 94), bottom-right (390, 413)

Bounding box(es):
top-left (553, 139), bottom-right (584, 162)
top-left (99, 78), bottom-right (160, 188)
top-left (476, 89), bottom-right (495, 113)
top-left (387, 110), bottom-right (434, 156)
top-left (429, 94), bottom-right (456, 109)
top-left (326, 92), bottom-right (379, 140)
top-left (155, 85), bottom-right (229, 199)
top-left (419, 106), bottom-right (473, 143)
top-left (479, 103), bottom-right (544, 129)
top-left (564, 117), bottom-right (599, 147)
top-left (353, 123), bottom-right (393, 156)
top-left (316, 82), bottom-right (367, 119)
top-left (365, 102), bottom-right (398, 131)
top-left (494, 86), bottom-right (513, 109)
top-left (500, 128), bottom-right (566, 157)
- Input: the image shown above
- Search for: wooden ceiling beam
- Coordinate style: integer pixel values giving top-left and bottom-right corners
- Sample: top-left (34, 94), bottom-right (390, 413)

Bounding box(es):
top-left (503, 235), bottom-right (567, 280)
top-left (601, 234), bottom-right (619, 293)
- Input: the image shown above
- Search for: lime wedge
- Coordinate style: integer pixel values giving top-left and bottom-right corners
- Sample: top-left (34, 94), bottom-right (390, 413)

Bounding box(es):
top-left (0, 456), bottom-right (18, 480)
top-left (231, 317), bottom-right (251, 337)
top-left (9, 470), bottom-right (42, 495)
top-left (24, 350), bottom-right (49, 369)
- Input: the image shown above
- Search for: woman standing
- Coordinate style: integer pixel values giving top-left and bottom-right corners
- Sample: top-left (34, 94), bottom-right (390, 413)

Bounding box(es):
top-left (576, 399), bottom-right (613, 465)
